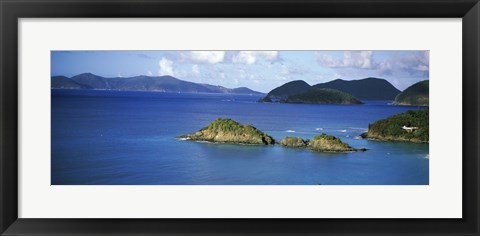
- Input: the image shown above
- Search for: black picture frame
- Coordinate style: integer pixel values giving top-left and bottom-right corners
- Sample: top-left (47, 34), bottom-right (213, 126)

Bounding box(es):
top-left (1, 0), bottom-right (479, 235)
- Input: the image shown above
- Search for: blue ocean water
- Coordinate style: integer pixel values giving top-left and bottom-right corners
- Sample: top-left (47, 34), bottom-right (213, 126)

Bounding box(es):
top-left (51, 89), bottom-right (429, 185)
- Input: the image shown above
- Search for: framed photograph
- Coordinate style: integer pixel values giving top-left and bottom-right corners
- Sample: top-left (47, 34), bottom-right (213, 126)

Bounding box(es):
top-left (1, 0), bottom-right (479, 235)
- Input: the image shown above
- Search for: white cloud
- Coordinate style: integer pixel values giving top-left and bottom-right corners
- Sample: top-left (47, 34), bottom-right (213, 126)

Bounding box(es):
top-left (182, 51), bottom-right (225, 64)
top-left (238, 69), bottom-right (247, 79)
top-left (232, 52), bottom-right (256, 64)
top-left (158, 57), bottom-right (174, 76)
top-left (316, 50), bottom-right (429, 79)
top-left (345, 51), bottom-right (374, 68)
top-left (191, 65), bottom-right (200, 76)
top-left (147, 71), bottom-right (153, 76)
top-left (232, 51), bottom-right (278, 64)
top-left (219, 72), bottom-right (226, 79)
top-left (273, 64), bottom-right (308, 81)
top-left (274, 65), bottom-right (290, 81)
top-left (378, 60), bottom-right (393, 75)
top-left (172, 64), bottom-right (214, 82)
top-left (316, 54), bottom-right (337, 67)
top-left (316, 51), bottom-right (374, 69)
top-left (396, 51), bottom-right (429, 74)
top-left (414, 64), bottom-right (429, 71)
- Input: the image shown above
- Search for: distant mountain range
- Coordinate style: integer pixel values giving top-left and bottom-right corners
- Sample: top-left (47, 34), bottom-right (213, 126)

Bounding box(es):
top-left (260, 77), bottom-right (402, 102)
top-left (51, 73), bottom-right (264, 95)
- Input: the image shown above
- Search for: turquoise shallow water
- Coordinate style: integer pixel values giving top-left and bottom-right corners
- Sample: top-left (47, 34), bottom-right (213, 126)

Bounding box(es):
top-left (51, 89), bottom-right (428, 185)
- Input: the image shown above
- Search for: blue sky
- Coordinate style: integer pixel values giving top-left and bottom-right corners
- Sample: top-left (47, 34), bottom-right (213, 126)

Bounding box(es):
top-left (52, 50), bottom-right (429, 93)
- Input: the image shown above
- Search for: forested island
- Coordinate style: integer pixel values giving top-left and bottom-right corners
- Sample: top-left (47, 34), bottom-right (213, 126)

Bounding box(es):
top-left (280, 134), bottom-right (366, 152)
top-left (178, 118), bottom-right (365, 152)
top-left (312, 77), bottom-right (401, 100)
top-left (285, 88), bottom-right (363, 104)
top-left (361, 110), bottom-right (429, 143)
top-left (258, 82), bottom-right (362, 105)
top-left (259, 77), bottom-right (401, 104)
top-left (393, 80), bottom-right (429, 106)
top-left (259, 77), bottom-right (429, 107)
top-left (177, 118), bottom-right (275, 145)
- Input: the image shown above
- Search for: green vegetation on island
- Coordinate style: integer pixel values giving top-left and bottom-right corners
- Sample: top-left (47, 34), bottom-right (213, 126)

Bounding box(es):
top-left (393, 80), bottom-right (429, 106)
top-left (179, 118), bottom-right (365, 152)
top-left (258, 96), bottom-right (273, 103)
top-left (280, 134), bottom-right (365, 152)
top-left (260, 80), bottom-right (312, 102)
top-left (313, 77), bottom-right (401, 100)
top-left (285, 88), bottom-right (363, 104)
top-left (259, 77), bottom-right (401, 103)
top-left (177, 118), bottom-right (275, 145)
top-left (279, 136), bottom-right (308, 148)
top-left (361, 110), bottom-right (429, 143)
top-left (308, 133), bottom-right (360, 152)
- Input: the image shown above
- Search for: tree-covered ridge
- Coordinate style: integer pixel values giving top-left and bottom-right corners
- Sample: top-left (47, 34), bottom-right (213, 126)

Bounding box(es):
top-left (393, 80), bottom-right (429, 106)
top-left (285, 88), bottom-right (363, 104)
top-left (178, 118), bottom-right (275, 145)
top-left (263, 80), bottom-right (311, 100)
top-left (313, 77), bottom-right (401, 100)
top-left (259, 77), bottom-right (401, 103)
top-left (361, 110), bottom-right (429, 143)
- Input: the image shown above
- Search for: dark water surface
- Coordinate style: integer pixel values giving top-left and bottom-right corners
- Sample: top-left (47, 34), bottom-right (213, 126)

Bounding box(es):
top-left (51, 89), bottom-right (428, 185)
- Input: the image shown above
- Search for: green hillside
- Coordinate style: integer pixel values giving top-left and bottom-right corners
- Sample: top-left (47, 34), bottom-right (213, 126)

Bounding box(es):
top-left (259, 77), bottom-right (401, 103)
top-left (361, 109), bottom-right (429, 143)
top-left (259, 80), bottom-right (311, 102)
top-left (313, 77), bottom-right (401, 100)
top-left (393, 80), bottom-right (429, 106)
top-left (285, 88), bottom-right (363, 104)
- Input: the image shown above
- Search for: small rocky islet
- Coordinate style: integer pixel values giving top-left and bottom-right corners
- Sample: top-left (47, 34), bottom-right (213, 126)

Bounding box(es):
top-left (178, 118), bottom-right (365, 153)
top-left (177, 118), bottom-right (275, 145)
top-left (281, 134), bottom-right (366, 152)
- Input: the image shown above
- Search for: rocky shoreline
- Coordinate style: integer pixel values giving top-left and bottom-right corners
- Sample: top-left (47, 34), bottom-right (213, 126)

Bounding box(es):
top-left (360, 110), bottom-right (429, 143)
top-left (177, 118), bottom-right (275, 145)
top-left (280, 135), bottom-right (366, 152)
top-left (178, 118), bottom-right (365, 153)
